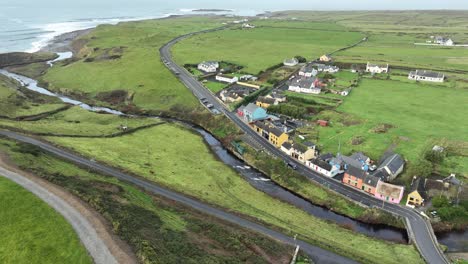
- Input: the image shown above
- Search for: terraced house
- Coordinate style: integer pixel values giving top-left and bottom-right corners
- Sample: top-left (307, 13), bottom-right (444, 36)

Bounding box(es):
top-left (252, 121), bottom-right (289, 148)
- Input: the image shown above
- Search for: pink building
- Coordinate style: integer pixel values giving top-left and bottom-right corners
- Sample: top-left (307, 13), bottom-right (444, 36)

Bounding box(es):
top-left (374, 181), bottom-right (404, 204)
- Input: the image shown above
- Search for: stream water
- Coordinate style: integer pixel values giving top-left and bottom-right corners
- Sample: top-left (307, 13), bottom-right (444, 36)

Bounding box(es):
top-left (2, 52), bottom-right (467, 251)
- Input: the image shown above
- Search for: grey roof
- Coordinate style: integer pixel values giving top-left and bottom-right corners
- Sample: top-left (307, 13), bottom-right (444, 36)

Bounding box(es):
top-left (310, 158), bottom-right (332, 171)
top-left (444, 175), bottom-right (461, 186)
top-left (410, 177), bottom-right (427, 199)
top-left (282, 142), bottom-right (292, 150)
top-left (345, 165), bottom-right (367, 180)
top-left (300, 64), bottom-right (316, 73)
top-left (409, 70), bottom-right (444, 79)
top-left (289, 76), bottom-right (316, 89)
top-left (363, 174), bottom-right (380, 187)
top-left (372, 168), bottom-right (390, 181)
top-left (293, 143), bottom-right (309, 153)
top-left (379, 154), bottom-right (404, 175)
top-left (303, 141), bottom-right (316, 148)
top-left (350, 152), bottom-right (369, 163)
top-left (269, 127), bottom-right (285, 137)
top-left (337, 154), bottom-right (364, 169)
top-left (244, 103), bottom-right (261, 113)
top-left (254, 121), bottom-right (270, 131)
top-left (320, 153), bottom-right (334, 162)
top-left (257, 96), bottom-right (275, 105)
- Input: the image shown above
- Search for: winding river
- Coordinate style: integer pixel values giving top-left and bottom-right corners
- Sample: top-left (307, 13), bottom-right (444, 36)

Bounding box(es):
top-left (1, 52), bottom-right (467, 251)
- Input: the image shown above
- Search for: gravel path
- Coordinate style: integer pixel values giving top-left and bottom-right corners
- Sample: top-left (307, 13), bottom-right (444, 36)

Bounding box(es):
top-left (0, 166), bottom-right (118, 264)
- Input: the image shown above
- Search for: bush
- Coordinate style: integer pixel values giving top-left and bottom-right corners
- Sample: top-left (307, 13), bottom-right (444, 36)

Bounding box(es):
top-left (13, 142), bottom-right (42, 157)
top-left (432, 196), bottom-right (450, 208)
top-left (268, 104), bottom-right (307, 118)
top-left (295, 55), bottom-right (307, 63)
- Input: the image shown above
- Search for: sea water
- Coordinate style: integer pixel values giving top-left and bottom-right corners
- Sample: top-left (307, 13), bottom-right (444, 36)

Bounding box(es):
top-left (0, 0), bottom-right (268, 53)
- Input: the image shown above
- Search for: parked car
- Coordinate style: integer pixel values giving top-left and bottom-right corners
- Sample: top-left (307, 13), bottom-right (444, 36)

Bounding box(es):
top-left (287, 162), bottom-right (297, 170)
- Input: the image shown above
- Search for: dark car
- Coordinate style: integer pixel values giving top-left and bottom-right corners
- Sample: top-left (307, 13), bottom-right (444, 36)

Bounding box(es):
top-left (287, 162), bottom-right (297, 170)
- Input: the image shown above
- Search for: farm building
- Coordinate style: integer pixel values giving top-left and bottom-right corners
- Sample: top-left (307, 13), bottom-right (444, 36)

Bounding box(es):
top-left (216, 74), bottom-right (239, 84)
top-left (366, 62), bottom-right (389, 74)
top-left (198, 61), bottom-right (219, 73)
top-left (408, 70), bottom-right (445, 83)
top-left (283, 58), bottom-right (299, 67)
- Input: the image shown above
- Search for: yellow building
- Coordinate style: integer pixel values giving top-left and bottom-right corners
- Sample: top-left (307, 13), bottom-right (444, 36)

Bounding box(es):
top-left (320, 54), bottom-right (333, 62)
top-left (268, 127), bottom-right (289, 148)
top-left (406, 178), bottom-right (426, 207)
top-left (255, 96), bottom-right (275, 108)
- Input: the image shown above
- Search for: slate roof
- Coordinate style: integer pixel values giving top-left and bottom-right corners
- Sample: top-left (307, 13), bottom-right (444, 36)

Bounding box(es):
top-left (303, 141), bottom-right (316, 149)
top-left (294, 143), bottom-right (309, 154)
top-left (410, 70), bottom-right (444, 79)
top-left (269, 127), bottom-right (285, 137)
top-left (379, 154), bottom-right (404, 175)
top-left (244, 103), bottom-right (261, 114)
top-left (300, 64), bottom-right (316, 73)
top-left (338, 154), bottom-right (364, 169)
top-left (281, 142), bottom-right (292, 150)
top-left (319, 153), bottom-right (334, 162)
top-left (372, 168), bottom-right (390, 181)
top-left (257, 96), bottom-right (275, 105)
top-left (425, 179), bottom-right (449, 192)
top-left (363, 174), bottom-right (380, 187)
top-left (345, 165), bottom-right (367, 180)
top-left (351, 152), bottom-right (369, 163)
top-left (289, 76), bottom-right (316, 89)
top-left (410, 177), bottom-right (427, 199)
top-left (310, 158), bottom-right (332, 171)
top-left (254, 121), bottom-right (270, 131)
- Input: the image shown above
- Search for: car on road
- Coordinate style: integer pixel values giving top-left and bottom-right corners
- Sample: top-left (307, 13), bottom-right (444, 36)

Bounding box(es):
top-left (206, 103), bottom-right (214, 108)
top-left (287, 162), bottom-right (297, 170)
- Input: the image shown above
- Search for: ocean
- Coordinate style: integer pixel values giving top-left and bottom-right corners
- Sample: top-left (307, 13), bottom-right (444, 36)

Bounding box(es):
top-left (0, 0), bottom-right (272, 53)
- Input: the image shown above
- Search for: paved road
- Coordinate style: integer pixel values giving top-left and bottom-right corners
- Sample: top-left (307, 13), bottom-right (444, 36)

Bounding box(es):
top-left (0, 130), bottom-right (357, 264)
top-left (159, 27), bottom-right (449, 264)
top-left (0, 166), bottom-right (118, 264)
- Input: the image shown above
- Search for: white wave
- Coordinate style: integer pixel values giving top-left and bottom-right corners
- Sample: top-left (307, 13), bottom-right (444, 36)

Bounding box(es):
top-left (25, 14), bottom-right (174, 53)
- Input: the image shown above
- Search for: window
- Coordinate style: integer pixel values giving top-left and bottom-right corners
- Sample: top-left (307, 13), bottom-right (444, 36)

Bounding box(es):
top-left (409, 197), bottom-right (414, 201)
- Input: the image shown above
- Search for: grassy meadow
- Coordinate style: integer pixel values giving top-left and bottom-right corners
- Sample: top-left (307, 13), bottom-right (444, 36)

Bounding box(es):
top-left (47, 123), bottom-right (423, 264)
top-left (299, 78), bottom-right (468, 180)
top-left (0, 106), bottom-right (159, 136)
top-left (42, 17), bottom-right (228, 112)
top-left (0, 176), bottom-right (91, 264)
top-left (172, 24), bottom-right (364, 74)
top-left (0, 139), bottom-right (292, 263)
top-left (0, 75), bottom-right (65, 118)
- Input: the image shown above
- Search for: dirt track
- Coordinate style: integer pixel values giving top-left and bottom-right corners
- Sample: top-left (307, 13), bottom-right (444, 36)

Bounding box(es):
top-left (0, 154), bottom-right (137, 264)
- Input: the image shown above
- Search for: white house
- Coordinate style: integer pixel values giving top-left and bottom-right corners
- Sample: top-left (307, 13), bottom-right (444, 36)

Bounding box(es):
top-left (242, 23), bottom-right (255, 29)
top-left (299, 64), bottom-right (318, 77)
top-left (408, 70), bottom-right (445, 83)
top-left (216, 74), bottom-right (239, 84)
top-left (434, 36), bottom-right (454, 46)
top-left (306, 158), bottom-right (340, 177)
top-left (198, 61), bottom-right (219, 73)
top-left (366, 62), bottom-right (389, 74)
top-left (283, 58), bottom-right (299, 67)
top-left (288, 76), bottom-right (321, 94)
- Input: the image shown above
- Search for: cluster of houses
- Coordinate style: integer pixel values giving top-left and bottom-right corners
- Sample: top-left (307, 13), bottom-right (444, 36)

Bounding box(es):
top-left (287, 62), bottom-right (338, 95)
top-left (407, 174), bottom-right (462, 208)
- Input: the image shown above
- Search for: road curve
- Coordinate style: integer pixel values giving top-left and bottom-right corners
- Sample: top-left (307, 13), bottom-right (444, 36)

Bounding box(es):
top-left (0, 166), bottom-right (118, 264)
top-left (0, 130), bottom-right (357, 264)
top-left (159, 26), bottom-right (449, 264)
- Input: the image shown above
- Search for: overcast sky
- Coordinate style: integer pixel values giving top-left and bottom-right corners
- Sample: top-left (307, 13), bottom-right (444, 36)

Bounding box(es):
top-left (4, 0), bottom-right (468, 11)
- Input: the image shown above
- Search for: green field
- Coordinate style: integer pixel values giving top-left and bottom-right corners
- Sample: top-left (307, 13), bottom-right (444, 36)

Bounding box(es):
top-left (0, 176), bottom-right (91, 264)
top-left (301, 78), bottom-right (468, 180)
top-left (47, 123), bottom-right (422, 264)
top-left (0, 139), bottom-right (291, 263)
top-left (172, 25), bottom-right (364, 74)
top-left (0, 75), bottom-right (65, 118)
top-left (0, 106), bottom-right (159, 136)
top-left (41, 17), bottom-right (227, 112)
top-left (203, 80), bottom-right (227, 93)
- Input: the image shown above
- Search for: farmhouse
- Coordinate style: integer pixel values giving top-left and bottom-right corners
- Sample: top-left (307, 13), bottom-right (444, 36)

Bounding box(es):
top-left (288, 76), bottom-right (321, 94)
top-left (375, 181), bottom-right (404, 204)
top-left (408, 70), bottom-right (445, 83)
top-left (283, 58), bottom-right (299, 67)
top-left (198, 61), bottom-right (219, 73)
top-left (237, 103), bottom-right (268, 123)
top-left (366, 62), bottom-right (389, 74)
top-left (406, 177), bottom-right (426, 207)
top-left (216, 74), bottom-right (239, 84)
top-left (319, 54), bottom-right (333, 62)
top-left (299, 64), bottom-right (318, 77)
top-left (434, 36), bottom-right (454, 46)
